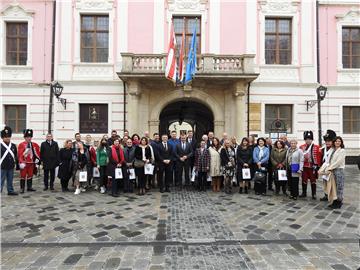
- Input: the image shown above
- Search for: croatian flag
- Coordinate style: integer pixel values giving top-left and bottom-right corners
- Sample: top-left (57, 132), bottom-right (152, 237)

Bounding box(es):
top-left (177, 28), bottom-right (185, 84)
top-left (184, 24), bottom-right (197, 84)
top-left (165, 22), bottom-right (177, 83)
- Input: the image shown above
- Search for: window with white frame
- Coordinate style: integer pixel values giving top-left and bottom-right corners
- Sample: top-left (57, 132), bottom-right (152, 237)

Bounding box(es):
top-left (265, 104), bottom-right (293, 133)
top-left (4, 105), bottom-right (26, 133)
top-left (342, 27), bottom-right (360, 69)
top-left (343, 106), bottom-right (360, 134)
top-left (6, 22), bottom-right (28, 65)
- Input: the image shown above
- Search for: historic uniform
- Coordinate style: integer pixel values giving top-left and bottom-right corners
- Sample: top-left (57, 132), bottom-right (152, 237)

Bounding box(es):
top-left (0, 126), bottom-right (18, 195)
top-left (18, 129), bottom-right (40, 193)
top-left (300, 131), bottom-right (321, 199)
top-left (319, 129), bottom-right (337, 201)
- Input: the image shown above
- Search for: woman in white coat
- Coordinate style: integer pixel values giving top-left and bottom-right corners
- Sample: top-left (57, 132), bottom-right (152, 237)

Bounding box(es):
top-left (209, 137), bottom-right (222, 192)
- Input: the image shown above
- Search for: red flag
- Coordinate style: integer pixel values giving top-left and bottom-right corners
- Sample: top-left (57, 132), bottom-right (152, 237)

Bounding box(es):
top-left (165, 22), bottom-right (177, 83)
top-left (178, 27), bottom-right (185, 83)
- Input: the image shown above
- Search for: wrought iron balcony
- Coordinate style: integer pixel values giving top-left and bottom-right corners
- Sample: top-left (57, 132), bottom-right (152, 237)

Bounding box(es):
top-left (118, 53), bottom-right (258, 82)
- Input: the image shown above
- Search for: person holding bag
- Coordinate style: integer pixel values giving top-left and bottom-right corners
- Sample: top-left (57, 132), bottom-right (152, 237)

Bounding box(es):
top-left (134, 137), bottom-right (152, 195)
top-left (194, 140), bottom-right (210, 192)
top-left (271, 140), bottom-right (288, 196)
top-left (236, 137), bottom-right (253, 194)
top-left (252, 138), bottom-right (270, 195)
top-left (73, 142), bottom-right (88, 195)
top-left (107, 138), bottom-right (124, 197)
top-left (96, 138), bottom-right (109, 194)
top-left (58, 140), bottom-right (74, 192)
top-left (208, 137), bottom-right (222, 192)
top-left (285, 139), bottom-right (304, 200)
top-left (220, 139), bottom-right (236, 194)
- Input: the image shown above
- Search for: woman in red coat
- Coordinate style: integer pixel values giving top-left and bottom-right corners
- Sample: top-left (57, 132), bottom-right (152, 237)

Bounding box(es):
top-left (107, 138), bottom-right (124, 197)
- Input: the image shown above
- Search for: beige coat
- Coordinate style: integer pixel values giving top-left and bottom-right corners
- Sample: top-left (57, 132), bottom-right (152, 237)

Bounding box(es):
top-left (319, 163), bottom-right (337, 202)
top-left (209, 146), bottom-right (222, 177)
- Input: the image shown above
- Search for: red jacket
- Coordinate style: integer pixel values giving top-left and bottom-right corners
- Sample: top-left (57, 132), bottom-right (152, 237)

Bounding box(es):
top-left (89, 146), bottom-right (97, 166)
top-left (300, 143), bottom-right (321, 168)
top-left (18, 141), bottom-right (40, 164)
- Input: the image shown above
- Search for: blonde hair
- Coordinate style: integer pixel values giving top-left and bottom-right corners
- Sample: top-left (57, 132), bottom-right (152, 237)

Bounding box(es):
top-left (63, 139), bottom-right (72, 148)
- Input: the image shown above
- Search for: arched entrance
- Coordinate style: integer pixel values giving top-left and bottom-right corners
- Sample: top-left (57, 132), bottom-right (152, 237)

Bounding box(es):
top-left (159, 100), bottom-right (214, 143)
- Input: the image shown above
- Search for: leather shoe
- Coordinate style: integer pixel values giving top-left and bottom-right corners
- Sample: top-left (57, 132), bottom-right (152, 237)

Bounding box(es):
top-left (8, 192), bottom-right (18, 196)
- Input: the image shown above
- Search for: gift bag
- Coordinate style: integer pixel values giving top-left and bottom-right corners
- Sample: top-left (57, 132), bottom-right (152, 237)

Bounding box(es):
top-left (93, 167), bottom-right (100, 178)
top-left (242, 168), bottom-right (251, 179)
top-left (55, 166), bottom-right (59, 178)
top-left (115, 168), bottom-right (123, 179)
top-left (291, 164), bottom-right (300, 173)
top-left (128, 168), bottom-right (136, 180)
top-left (207, 175), bottom-right (212, 182)
top-left (144, 164), bottom-right (155, 175)
top-left (277, 169), bottom-right (288, 181)
top-left (232, 174), bottom-right (237, 183)
top-left (191, 168), bottom-right (197, 182)
top-left (79, 171), bottom-right (87, 182)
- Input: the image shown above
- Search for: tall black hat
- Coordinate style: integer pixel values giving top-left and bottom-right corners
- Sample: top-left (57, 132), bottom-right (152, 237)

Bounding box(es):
top-left (303, 130), bottom-right (314, 140)
top-left (323, 129), bottom-right (337, 142)
top-left (1, 126), bottom-right (12, 138)
top-left (23, 129), bottom-right (33, 138)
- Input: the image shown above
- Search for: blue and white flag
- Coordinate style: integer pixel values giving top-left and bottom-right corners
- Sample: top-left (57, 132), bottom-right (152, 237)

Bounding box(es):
top-left (184, 25), bottom-right (197, 84)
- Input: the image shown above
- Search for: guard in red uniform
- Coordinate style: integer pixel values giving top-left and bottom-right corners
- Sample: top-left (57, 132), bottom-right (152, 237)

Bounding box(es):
top-left (18, 129), bottom-right (40, 193)
top-left (300, 131), bottom-right (321, 199)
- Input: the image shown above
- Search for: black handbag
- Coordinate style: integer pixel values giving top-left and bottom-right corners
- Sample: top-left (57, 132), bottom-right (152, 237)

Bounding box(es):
top-left (133, 159), bottom-right (145, 168)
top-left (253, 171), bottom-right (266, 183)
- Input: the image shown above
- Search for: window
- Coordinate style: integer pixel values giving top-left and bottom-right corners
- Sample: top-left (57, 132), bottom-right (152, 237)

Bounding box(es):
top-left (265, 18), bottom-right (292, 65)
top-left (173, 16), bottom-right (201, 59)
top-left (342, 27), bottom-right (360, 68)
top-left (79, 104), bottom-right (108, 133)
top-left (6, 22), bottom-right (28, 65)
top-left (265, 104), bottom-right (292, 133)
top-left (80, 15), bottom-right (109, 62)
top-left (4, 105), bottom-right (26, 133)
top-left (343, 106), bottom-right (360, 134)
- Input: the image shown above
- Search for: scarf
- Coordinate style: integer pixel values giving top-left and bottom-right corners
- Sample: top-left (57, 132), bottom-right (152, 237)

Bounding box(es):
top-left (111, 145), bottom-right (121, 163)
top-left (258, 146), bottom-right (265, 160)
top-left (287, 147), bottom-right (297, 165)
top-left (133, 139), bottom-right (140, 146)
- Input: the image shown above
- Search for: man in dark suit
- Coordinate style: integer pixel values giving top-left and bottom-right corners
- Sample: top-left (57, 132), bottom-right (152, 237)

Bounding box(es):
top-left (175, 134), bottom-right (193, 188)
top-left (186, 130), bottom-right (197, 172)
top-left (40, 133), bottom-right (59, 191)
top-left (157, 134), bottom-right (173, 193)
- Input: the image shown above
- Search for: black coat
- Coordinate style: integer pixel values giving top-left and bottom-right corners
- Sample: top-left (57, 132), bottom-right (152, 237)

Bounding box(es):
top-left (40, 140), bottom-right (60, 170)
top-left (175, 141), bottom-right (193, 160)
top-left (236, 146), bottom-right (253, 169)
top-left (58, 148), bottom-right (73, 179)
top-left (0, 142), bottom-right (17, 170)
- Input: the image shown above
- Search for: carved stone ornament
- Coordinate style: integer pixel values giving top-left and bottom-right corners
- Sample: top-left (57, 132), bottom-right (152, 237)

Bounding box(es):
top-left (1, 3), bottom-right (34, 17)
top-left (336, 8), bottom-right (360, 24)
top-left (167, 0), bottom-right (208, 11)
top-left (259, 0), bottom-right (300, 14)
top-left (75, 0), bottom-right (114, 10)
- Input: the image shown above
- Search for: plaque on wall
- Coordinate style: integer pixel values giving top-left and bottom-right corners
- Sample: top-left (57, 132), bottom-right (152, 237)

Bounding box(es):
top-left (79, 104), bottom-right (108, 133)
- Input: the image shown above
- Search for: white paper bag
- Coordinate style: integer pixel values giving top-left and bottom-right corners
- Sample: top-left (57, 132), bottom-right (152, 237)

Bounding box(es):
top-left (207, 175), bottom-right (212, 182)
top-left (55, 166), bottom-right (59, 178)
top-left (144, 164), bottom-right (155, 175)
top-left (115, 168), bottom-right (123, 179)
top-left (79, 171), bottom-right (87, 182)
top-left (191, 168), bottom-right (197, 182)
top-left (129, 168), bottom-right (136, 180)
top-left (242, 168), bottom-right (251, 179)
top-left (278, 170), bottom-right (288, 181)
top-left (93, 167), bottom-right (100, 178)
top-left (232, 175), bottom-right (237, 183)
top-left (322, 174), bottom-right (330, 181)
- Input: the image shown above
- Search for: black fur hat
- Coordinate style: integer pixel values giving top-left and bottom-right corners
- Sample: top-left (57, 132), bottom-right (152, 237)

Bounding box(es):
top-left (23, 129), bottom-right (33, 138)
top-left (1, 126), bottom-right (12, 138)
top-left (323, 129), bottom-right (337, 142)
top-left (303, 130), bottom-right (314, 140)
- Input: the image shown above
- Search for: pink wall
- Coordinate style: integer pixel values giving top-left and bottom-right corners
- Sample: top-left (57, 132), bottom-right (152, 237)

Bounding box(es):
top-left (319, 5), bottom-right (350, 86)
top-left (1, 1), bottom-right (54, 83)
top-left (127, 1), bottom-right (154, 53)
top-left (220, 1), bottom-right (246, 54)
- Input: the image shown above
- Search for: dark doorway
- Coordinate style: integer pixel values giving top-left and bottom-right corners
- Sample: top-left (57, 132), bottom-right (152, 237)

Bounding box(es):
top-left (159, 100), bottom-right (214, 144)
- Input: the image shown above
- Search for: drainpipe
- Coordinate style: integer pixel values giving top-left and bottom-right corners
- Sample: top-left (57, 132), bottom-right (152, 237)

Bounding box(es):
top-left (123, 81), bottom-right (127, 133)
top-left (316, 0), bottom-right (322, 146)
top-left (247, 82), bottom-right (251, 137)
top-left (47, 1), bottom-right (56, 134)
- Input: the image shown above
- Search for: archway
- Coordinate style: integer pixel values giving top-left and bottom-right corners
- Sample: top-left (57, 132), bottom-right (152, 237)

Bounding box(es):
top-left (159, 100), bottom-right (214, 143)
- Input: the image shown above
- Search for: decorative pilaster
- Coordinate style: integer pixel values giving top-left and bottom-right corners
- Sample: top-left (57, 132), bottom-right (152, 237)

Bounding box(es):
top-left (233, 81), bottom-right (247, 139)
top-left (126, 80), bottom-right (142, 134)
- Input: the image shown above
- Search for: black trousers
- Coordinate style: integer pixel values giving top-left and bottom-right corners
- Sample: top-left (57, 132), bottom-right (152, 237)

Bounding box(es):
top-left (44, 168), bottom-right (56, 188)
top-left (99, 166), bottom-right (107, 187)
top-left (267, 167), bottom-right (273, 189)
top-left (275, 180), bottom-right (287, 194)
top-left (176, 160), bottom-right (190, 186)
top-left (60, 175), bottom-right (71, 191)
top-left (198, 172), bottom-right (207, 191)
top-left (158, 162), bottom-right (172, 190)
top-left (290, 176), bottom-right (299, 197)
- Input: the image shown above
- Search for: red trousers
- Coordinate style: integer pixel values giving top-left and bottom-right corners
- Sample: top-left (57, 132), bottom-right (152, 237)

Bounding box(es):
top-left (20, 164), bottom-right (34, 179)
top-left (302, 167), bottom-right (317, 184)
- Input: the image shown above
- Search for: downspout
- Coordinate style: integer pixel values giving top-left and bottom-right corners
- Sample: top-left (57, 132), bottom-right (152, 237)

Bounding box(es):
top-left (247, 82), bottom-right (251, 137)
top-left (316, 0), bottom-right (322, 146)
top-left (47, 0), bottom-right (56, 134)
top-left (123, 81), bottom-right (127, 133)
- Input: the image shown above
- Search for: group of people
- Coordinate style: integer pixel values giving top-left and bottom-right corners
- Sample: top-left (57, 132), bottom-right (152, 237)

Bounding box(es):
top-left (0, 126), bottom-right (346, 209)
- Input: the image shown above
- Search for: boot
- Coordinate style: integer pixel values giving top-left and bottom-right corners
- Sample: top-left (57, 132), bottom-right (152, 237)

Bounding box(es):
top-left (311, 183), bottom-right (316, 200)
top-left (20, 179), bottom-right (25, 193)
top-left (331, 200), bottom-right (342, 209)
top-left (320, 194), bottom-right (328, 201)
top-left (27, 178), bottom-right (36, 192)
top-left (300, 183), bottom-right (307, 197)
top-left (244, 186), bottom-right (248, 194)
top-left (328, 199), bottom-right (338, 209)
top-left (239, 187), bottom-right (243, 194)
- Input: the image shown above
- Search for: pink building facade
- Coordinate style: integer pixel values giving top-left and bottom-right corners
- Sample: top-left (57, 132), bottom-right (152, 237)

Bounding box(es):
top-left (1, 0), bottom-right (359, 156)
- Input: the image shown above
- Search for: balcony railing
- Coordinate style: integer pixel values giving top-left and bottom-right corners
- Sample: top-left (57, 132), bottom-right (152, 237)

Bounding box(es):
top-left (120, 53), bottom-right (256, 76)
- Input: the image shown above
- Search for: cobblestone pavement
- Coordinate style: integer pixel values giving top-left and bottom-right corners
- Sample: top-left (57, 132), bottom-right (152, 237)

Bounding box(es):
top-left (1, 166), bottom-right (359, 269)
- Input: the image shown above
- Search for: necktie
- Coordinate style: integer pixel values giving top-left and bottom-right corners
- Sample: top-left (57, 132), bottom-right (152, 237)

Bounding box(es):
top-left (182, 143), bottom-right (185, 150)
top-left (164, 143), bottom-right (167, 151)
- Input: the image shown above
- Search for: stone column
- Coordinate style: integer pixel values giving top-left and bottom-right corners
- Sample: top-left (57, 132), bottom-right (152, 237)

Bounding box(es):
top-left (214, 120), bottom-right (225, 137)
top-left (126, 80), bottom-right (141, 134)
top-left (149, 120), bottom-right (160, 136)
top-left (233, 81), bottom-right (247, 139)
